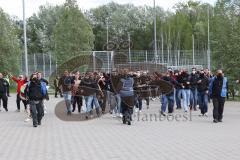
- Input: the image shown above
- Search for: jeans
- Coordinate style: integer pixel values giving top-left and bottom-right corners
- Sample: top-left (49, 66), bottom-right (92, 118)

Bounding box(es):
top-left (115, 94), bottom-right (121, 114)
top-left (63, 92), bottom-right (72, 112)
top-left (86, 94), bottom-right (100, 113)
top-left (185, 89), bottom-right (191, 107)
top-left (198, 91), bottom-right (208, 114)
top-left (190, 88), bottom-right (198, 109)
top-left (135, 96), bottom-right (143, 111)
top-left (161, 93), bottom-right (174, 113)
top-left (175, 89), bottom-right (181, 109)
top-left (29, 100), bottom-right (43, 126)
top-left (178, 89), bottom-right (188, 112)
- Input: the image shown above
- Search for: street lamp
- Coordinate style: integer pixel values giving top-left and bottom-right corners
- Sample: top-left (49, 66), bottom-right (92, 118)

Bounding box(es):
top-left (153, 0), bottom-right (157, 63)
top-left (22, 0), bottom-right (28, 76)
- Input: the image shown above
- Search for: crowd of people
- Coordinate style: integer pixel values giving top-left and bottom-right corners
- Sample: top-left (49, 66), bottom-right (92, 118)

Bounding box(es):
top-left (0, 67), bottom-right (229, 127)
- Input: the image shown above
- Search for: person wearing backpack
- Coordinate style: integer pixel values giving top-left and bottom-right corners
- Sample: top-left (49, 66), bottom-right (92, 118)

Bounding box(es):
top-left (37, 72), bottom-right (49, 114)
top-left (0, 73), bottom-right (8, 112)
top-left (25, 73), bottom-right (47, 127)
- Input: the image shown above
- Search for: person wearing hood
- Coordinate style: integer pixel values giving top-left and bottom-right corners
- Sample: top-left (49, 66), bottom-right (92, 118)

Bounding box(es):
top-left (209, 70), bottom-right (228, 123)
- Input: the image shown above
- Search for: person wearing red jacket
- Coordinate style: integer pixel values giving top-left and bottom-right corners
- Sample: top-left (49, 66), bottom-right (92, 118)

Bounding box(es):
top-left (10, 74), bottom-right (28, 112)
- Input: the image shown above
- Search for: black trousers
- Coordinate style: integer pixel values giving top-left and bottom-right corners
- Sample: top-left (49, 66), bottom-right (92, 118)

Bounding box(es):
top-left (121, 96), bottom-right (134, 122)
top-left (212, 97), bottom-right (225, 120)
top-left (29, 100), bottom-right (44, 126)
top-left (6, 85), bottom-right (10, 96)
top-left (55, 87), bottom-right (63, 97)
top-left (16, 93), bottom-right (27, 110)
top-left (72, 96), bottom-right (83, 112)
top-left (0, 94), bottom-right (8, 109)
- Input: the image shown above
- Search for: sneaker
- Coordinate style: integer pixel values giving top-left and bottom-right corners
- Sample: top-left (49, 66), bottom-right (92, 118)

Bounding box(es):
top-left (160, 111), bottom-right (166, 116)
top-left (135, 108), bottom-right (139, 113)
top-left (218, 119), bottom-right (223, 122)
top-left (204, 113), bottom-right (208, 117)
top-left (151, 98), bottom-right (156, 101)
top-left (213, 119), bottom-right (218, 123)
top-left (4, 107), bottom-right (8, 112)
top-left (139, 110), bottom-right (142, 113)
top-left (119, 113), bottom-right (123, 118)
top-left (38, 121), bottom-right (41, 125)
top-left (33, 124), bottom-right (38, 127)
top-left (24, 118), bottom-right (31, 122)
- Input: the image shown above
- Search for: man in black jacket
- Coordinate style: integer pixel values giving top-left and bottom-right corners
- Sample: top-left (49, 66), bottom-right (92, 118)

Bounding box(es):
top-left (190, 68), bottom-right (199, 111)
top-left (161, 71), bottom-right (178, 115)
top-left (25, 73), bottom-right (46, 127)
top-left (0, 73), bottom-right (8, 112)
top-left (197, 70), bottom-right (209, 116)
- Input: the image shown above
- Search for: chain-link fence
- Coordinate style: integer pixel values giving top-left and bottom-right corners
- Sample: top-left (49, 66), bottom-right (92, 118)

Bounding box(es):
top-left (20, 50), bottom-right (207, 77)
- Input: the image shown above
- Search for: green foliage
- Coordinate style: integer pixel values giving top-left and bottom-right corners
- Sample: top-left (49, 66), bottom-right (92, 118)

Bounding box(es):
top-left (0, 8), bottom-right (21, 74)
top-left (53, 0), bottom-right (94, 64)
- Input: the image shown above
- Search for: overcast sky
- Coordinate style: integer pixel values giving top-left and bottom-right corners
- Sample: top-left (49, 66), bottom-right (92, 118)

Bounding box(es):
top-left (0, 0), bottom-right (216, 19)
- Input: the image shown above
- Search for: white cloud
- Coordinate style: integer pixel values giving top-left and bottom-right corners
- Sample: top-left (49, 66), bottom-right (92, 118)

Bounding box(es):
top-left (0, 0), bottom-right (216, 19)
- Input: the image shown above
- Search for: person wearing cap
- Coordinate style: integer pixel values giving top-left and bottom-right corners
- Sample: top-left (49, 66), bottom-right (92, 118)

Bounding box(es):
top-left (9, 73), bottom-right (28, 112)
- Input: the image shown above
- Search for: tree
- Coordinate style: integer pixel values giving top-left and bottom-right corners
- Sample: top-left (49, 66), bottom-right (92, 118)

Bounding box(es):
top-left (53, 0), bottom-right (94, 64)
top-left (0, 8), bottom-right (21, 74)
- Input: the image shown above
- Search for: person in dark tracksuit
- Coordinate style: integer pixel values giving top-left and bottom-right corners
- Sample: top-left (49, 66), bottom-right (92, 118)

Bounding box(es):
top-left (209, 70), bottom-right (228, 123)
top-left (197, 70), bottom-right (209, 116)
top-left (0, 73), bottom-right (8, 112)
top-left (25, 73), bottom-right (47, 127)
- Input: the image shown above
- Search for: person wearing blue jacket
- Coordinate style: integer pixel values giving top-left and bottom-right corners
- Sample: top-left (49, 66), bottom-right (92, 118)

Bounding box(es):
top-left (209, 70), bottom-right (228, 123)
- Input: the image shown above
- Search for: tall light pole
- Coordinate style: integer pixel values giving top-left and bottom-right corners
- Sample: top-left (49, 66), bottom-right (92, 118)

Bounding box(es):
top-left (153, 0), bottom-right (157, 63)
top-left (106, 18), bottom-right (109, 50)
top-left (128, 32), bottom-right (131, 64)
top-left (207, 6), bottom-right (211, 70)
top-left (22, 0), bottom-right (28, 76)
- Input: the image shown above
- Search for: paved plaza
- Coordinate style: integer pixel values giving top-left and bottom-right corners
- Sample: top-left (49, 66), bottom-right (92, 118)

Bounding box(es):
top-left (0, 94), bottom-right (240, 160)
